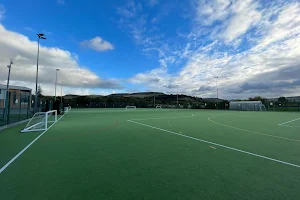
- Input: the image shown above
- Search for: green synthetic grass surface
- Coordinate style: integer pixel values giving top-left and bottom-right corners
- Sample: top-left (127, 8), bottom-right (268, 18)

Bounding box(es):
top-left (0, 108), bottom-right (300, 200)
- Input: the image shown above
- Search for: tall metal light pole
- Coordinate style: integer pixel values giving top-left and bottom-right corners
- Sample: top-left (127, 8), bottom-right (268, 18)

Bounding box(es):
top-left (61, 81), bottom-right (63, 106)
top-left (176, 85), bottom-right (179, 107)
top-left (214, 76), bottom-right (219, 110)
top-left (35, 33), bottom-right (46, 113)
top-left (4, 58), bottom-right (13, 123)
top-left (154, 93), bottom-right (156, 108)
top-left (55, 69), bottom-right (60, 101)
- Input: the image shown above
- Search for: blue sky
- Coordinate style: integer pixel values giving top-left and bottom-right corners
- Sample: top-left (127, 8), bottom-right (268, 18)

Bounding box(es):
top-left (0, 0), bottom-right (300, 98)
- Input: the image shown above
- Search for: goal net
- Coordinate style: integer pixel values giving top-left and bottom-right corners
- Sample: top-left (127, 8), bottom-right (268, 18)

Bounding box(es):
top-left (125, 106), bottom-right (136, 110)
top-left (260, 104), bottom-right (267, 111)
top-left (21, 110), bottom-right (57, 133)
top-left (156, 105), bottom-right (162, 109)
top-left (229, 101), bottom-right (267, 111)
top-left (64, 106), bottom-right (72, 113)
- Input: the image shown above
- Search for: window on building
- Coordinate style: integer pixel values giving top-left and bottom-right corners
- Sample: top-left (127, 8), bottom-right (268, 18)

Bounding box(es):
top-left (21, 92), bottom-right (30, 104)
top-left (13, 91), bottom-right (17, 104)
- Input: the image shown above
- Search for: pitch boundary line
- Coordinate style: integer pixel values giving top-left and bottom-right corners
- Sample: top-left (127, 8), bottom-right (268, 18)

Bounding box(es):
top-left (0, 112), bottom-right (68, 174)
top-left (208, 116), bottom-right (300, 143)
top-left (69, 109), bottom-right (177, 113)
top-left (280, 125), bottom-right (300, 128)
top-left (278, 118), bottom-right (300, 126)
top-left (129, 114), bottom-right (212, 121)
top-left (127, 120), bottom-right (300, 168)
top-left (129, 113), bottom-right (229, 121)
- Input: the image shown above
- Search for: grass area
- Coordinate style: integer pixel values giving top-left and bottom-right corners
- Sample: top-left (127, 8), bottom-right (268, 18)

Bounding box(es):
top-left (0, 108), bottom-right (300, 200)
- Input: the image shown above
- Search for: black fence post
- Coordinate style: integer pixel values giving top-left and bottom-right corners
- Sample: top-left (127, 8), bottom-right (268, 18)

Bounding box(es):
top-left (7, 92), bottom-right (11, 124)
top-left (285, 104), bottom-right (286, 111)
top-left (19, 92), bottom-right (21, 121)
top-left (27, 93), bottom-right (30, 119)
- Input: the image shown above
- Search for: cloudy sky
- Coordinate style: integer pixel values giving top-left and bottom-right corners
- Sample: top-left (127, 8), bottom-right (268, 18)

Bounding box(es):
top-left (0, 0), bottom-right (299, 99)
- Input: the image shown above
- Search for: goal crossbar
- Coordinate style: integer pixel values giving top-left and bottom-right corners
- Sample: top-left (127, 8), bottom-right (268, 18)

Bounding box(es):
top-left (125, 106), bottom-right (136, 109)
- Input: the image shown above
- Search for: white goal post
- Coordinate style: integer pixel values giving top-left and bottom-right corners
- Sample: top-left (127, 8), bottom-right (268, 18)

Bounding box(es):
top-left (21, 110), bottom-right (57, 133)
top-left (125, 106), bottom-right (136, 110)
top-left (156, 105), bottom-right (162, 109)
top-left (64, 106), bottom-right (72, 112)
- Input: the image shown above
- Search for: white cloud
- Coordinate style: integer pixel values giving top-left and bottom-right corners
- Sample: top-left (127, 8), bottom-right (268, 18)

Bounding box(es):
top-left (117, 1), bottom-right (142, 18)
top-left (194, 0), bottom-right (262, 43)
top-left (195, 0), bottom-right (232, 25)
top-left (255, 2), bottom-right (300, 50)
top-left (0, 24), bottom-right (122, 96)
top-left (80, 37), bottom-right (114, 52)
top-left (24, 27), bottom-right (34, 32)
top-left (0, 4), bottom-right (5, 20)
top-left (57, 0), bottom-right (65, 5)
top-left (129, 67), bottom-right (171, 91)
top-left (220, 0), bottom-right (262, 43)
top-left (128, 1), bottom-right (300, 99)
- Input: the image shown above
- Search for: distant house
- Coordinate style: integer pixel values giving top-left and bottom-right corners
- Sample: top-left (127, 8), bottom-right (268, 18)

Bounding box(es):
top-left (286, 96), bottom-right (300, 103)
top-left (0, 84), bottom-right (32, 108)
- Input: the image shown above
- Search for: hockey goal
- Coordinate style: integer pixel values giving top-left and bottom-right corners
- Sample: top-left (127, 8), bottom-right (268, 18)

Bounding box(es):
top-left (21, 110), bottom-right (57, 133)
top-left (125, 106), bottom-right (136, 110)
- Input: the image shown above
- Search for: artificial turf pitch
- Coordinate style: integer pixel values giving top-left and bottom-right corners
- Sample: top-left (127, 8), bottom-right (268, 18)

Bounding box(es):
top-left (0, 108), bottom-right (300, 200)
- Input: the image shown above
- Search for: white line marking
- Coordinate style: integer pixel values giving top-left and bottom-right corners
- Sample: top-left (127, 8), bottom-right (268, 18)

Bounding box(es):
top-left (129, 115), bottom-right (196, 121)
top-left (278, 118), bottom-right (300, 126)
top-left (0, 113), bottom-right (68, 174)
top-left (127, 120), bottom-right (300, 168)
top-left (280, 125), bottom-right (300, 128)
top-left (129, 113), bottom-right (228, 121)
top-left (208, 116), bottom-right (300, 143)
top-left (70, 109), bottom-right (177, 113)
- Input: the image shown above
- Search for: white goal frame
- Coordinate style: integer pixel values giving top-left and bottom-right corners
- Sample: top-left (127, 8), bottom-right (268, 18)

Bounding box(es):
top-left (125, 106), bottom-right (136, 110)
top-left (156, 105), bottom-right (162, 109)
top-left (21, 110), bottom-right (57, 133)
top-left (64, 106), bottom-right (72, 112)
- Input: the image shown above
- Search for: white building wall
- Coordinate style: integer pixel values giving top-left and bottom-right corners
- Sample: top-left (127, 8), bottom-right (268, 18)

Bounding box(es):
top-left (0, 89), bottom-right (7, 100)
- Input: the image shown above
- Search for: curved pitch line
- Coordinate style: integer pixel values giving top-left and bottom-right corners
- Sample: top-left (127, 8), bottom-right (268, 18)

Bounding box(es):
top-left (208, 116), bottom-right (300, 143)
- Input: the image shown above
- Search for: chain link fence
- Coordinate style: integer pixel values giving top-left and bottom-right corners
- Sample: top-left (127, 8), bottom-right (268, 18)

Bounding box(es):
top-left (264, 102), bottom-right (300, 112)
top-left (0, 90), bottom-right (55, 127)
top-left (0, 91), bottom-right (31, 127)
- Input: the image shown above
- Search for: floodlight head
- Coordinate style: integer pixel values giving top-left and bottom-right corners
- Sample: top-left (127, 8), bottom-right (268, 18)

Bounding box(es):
top-left (10, 58), bottom-right (13, 65)
top-left (37, 33), bottom-right (45, 37)
top-left (56, 68), bottom-right (60, 71)
top-left (41, 37), bottom-right (46, 40)
top-left (7, 65), bottom-right (10, 69)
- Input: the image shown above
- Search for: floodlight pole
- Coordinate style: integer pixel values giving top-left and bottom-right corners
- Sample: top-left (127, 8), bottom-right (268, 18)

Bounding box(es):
top-left (154, 93), bottom-right (156, 108)
top-left (4, 58), bottom-right (13, 124)
top-left (61, 81), bottom-right (63, 105)
top-left (35, 33), bottom-right (46, 113)
top-left (176, 85), bottom-right (179, 107)
top-left (215, 76), bottom-right (219, 110)
top-left (55, 69), bottom-right (59, 101)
